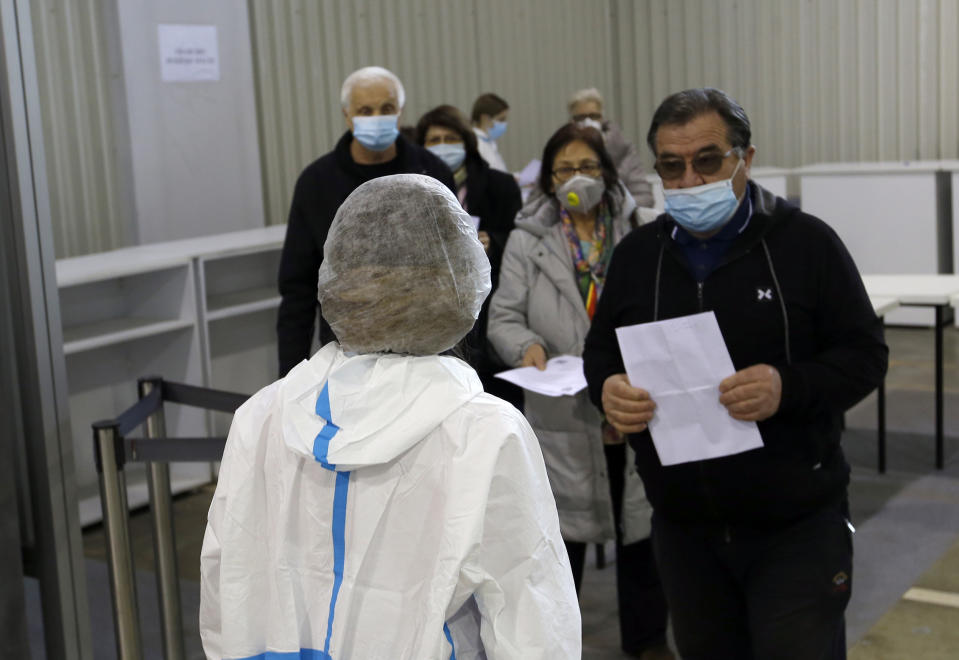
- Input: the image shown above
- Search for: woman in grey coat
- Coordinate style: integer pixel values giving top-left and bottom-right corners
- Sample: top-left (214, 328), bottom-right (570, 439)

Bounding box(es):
top-left (488, 124), bottom-right (671, 658)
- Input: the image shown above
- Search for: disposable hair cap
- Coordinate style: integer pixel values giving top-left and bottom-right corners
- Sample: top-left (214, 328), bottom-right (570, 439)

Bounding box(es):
top-left (318, 174), bottom-right (491, 355)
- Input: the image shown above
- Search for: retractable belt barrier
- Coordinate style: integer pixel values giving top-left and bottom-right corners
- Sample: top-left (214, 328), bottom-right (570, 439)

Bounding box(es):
top-left (91, 375), bottom-right (249, 660)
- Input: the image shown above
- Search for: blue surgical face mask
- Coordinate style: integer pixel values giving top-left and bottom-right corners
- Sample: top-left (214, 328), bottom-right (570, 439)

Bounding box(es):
top-left (486, 120), bottom-right (507, 140)
top-left (427, 143), bottom-right (466, 171)
top-left (352, 114), bottom-right (400, 151)
top-left (663, 159), bottom-right (744, 234)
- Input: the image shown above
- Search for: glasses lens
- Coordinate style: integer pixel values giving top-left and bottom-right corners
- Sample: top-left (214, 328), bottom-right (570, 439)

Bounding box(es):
top-left (580, 163), bottom-right (602, 177)
top-left (655, 159), bottom-right (685, 180)
top-left (692, 153), bottom-right (725, 175)
top-left (553, 166), bottom-right (575, 179)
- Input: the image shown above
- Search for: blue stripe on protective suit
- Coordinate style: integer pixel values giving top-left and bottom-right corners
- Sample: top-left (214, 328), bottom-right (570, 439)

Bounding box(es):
top-left (313, 384), bottom-right (340, 469)
top-left (311, 383), bottom-right (351, 659)
top-left (444, 623), bottom-right (456, 660)
top-left (323, 471), bottom-right (350, 657)
top-left (233, 649), bottom-right (329, 659)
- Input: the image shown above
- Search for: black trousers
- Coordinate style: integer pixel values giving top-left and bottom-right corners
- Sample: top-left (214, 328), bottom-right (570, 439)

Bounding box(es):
top-left (565, 443), bottom-right (669, 654)
top-left (652, 500), bottom-right (853, 660)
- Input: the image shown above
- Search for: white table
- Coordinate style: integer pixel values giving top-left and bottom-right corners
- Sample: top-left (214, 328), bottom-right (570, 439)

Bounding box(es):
top-left (870, 296), bottom-right (899, 318)
top-left (869, 296), bottom-right (899, 473)
top-left (863, 275), bottom-right (959, 469)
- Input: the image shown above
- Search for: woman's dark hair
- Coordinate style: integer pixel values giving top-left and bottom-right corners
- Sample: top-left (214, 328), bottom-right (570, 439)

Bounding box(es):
top-left (470, 93), bottom-right (509, 123)
top-left (538, 123), bottom-right (620, 213)
top-left (415, 105), bottom-right (478, 156)
top-left (646, 87), bottom-right (751, 155)
top-left (398, 124), bottom-right (417, 143)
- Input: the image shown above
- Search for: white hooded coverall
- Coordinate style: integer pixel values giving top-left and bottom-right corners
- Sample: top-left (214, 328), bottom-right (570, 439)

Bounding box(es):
top-left (199, 343), bottom-right (581, 659)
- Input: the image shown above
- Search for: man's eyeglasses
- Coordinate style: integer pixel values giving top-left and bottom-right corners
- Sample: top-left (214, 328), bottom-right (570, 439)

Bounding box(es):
top-left (654, 148), bottom-right (740, 181)
top-left (552, 161), bottom-right (602, 180)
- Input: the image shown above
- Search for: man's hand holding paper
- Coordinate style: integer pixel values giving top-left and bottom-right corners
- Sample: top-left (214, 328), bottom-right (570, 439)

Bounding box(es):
top-left (611, 311), bottom-right (765, 466)
top-left (719, 364), bottom-right (782, 422)
top-left (601, 374), bottom-right (656, 434)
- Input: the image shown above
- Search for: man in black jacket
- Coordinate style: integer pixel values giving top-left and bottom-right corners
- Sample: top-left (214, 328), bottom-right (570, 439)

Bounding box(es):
top-left (276, 66), bottom-right (455, 376)
top-left (583, 88), bottom-right (887, 659)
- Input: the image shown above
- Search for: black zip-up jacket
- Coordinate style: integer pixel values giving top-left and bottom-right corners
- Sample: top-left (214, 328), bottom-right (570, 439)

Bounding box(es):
top-left (276, 132), bottom-right (455, 377)
top-left (583, 183), bottom-right (888, 528)
top-left (460, 152), bottom-right (522, 374)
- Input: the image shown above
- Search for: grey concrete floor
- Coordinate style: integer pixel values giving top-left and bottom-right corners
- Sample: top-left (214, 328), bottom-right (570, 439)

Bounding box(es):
top-left (26, 326), bottom-right (959, 658)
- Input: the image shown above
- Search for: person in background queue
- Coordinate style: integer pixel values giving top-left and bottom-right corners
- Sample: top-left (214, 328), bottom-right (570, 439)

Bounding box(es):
top-left (276, 66), bottom-right (454, 377)
top-left (415, 104), bottom-right (524, 409)
top-left (471, 92), bottom-right (510, 172)
top-left (568, 87), bottom-right (654, 208)
top-left (489, 123), bottom-right (672, 659)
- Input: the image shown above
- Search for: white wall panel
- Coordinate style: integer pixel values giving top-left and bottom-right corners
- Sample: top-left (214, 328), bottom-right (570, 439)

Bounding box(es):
top-left (611, 0), bottom-right (959, 171)
top-left (115, 0), bottom-right (265, 245)
top-left (30, 0), bottom-right (134, 258)
top-left (29, 1), bottom-right (959, 255)
top-left (248, 0), bottom-right (616, 228)
top-left (940, 1), bottom-right (959, 157)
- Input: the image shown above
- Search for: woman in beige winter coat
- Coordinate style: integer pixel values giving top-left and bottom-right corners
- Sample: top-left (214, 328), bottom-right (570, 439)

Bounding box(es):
top-left (488, 123), bottom-right (672, 658)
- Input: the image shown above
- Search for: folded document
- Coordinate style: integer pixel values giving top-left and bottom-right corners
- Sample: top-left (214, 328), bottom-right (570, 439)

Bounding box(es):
top-left (494, 355), bottom-right (587, 397)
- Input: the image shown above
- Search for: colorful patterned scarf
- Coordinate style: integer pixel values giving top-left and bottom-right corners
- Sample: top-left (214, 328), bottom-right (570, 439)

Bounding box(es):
top-left (560, 203), bottom-right (615, 319)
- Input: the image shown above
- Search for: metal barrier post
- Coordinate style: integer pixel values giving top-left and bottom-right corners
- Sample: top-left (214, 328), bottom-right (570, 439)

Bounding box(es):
top-left (92, 421), bottom-right (142, 660)
top-left (138, 377), bottom-right (185, 660)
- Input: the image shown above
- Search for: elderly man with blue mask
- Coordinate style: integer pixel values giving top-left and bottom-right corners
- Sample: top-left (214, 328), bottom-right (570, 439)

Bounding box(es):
top-left (203, 174), bottom-right (581, 659)
top-left (583, 88), bottom-right (888, 660)
top-left (277, 66), bottom-right (455, 378)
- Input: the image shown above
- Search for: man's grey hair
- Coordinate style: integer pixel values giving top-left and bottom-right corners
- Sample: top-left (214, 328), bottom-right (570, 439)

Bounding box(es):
top-left (646, 88), bottom-right (751, 155)
top-left (567, 87), bottom-right (604, 114)
top-left (340, 66), bottom-right (406, 111)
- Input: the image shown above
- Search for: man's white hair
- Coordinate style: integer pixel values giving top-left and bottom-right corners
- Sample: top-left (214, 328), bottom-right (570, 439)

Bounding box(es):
top-left (340, 66), bottom-right (406, 111)
top-left (567, 87), bottom-right (604, 114)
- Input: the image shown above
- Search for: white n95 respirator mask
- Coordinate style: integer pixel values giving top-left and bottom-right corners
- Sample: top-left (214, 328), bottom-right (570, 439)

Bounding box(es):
top-left (557, 175), bottom-right (605, 213)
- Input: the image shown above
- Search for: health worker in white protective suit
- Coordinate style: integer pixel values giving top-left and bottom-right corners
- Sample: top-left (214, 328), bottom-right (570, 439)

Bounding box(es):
top-left (199, 173), bottom-right (581, 659)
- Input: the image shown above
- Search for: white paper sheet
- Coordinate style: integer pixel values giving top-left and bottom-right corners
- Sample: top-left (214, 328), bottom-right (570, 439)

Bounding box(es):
top-left (516, 159), bottom-right (541, 187)
top-left (494, 355), bottom-right (586, 397)
top-left (615, 311), bottom-right (763, 465)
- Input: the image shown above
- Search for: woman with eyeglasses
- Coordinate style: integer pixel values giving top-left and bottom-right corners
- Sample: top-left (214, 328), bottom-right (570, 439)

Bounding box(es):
top-left (488, 123), bottom-right (672, 659)
top-left (415, 104), bottom-right (524, 409)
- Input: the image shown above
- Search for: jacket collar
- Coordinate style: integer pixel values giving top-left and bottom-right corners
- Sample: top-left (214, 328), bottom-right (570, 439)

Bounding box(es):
top-left (463, 153), bottom-right (491, 207)
top-left (334, 130), bottom-right (411, 177)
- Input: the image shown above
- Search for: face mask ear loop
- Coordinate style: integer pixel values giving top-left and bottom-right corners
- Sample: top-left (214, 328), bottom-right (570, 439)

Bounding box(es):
top-left (761, 238), bottom-right (791, 365)
top-left (730, 156), bottom-right (746, 201)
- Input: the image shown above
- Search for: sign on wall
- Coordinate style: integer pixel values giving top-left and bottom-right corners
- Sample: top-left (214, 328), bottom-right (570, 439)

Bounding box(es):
top-left (158, 24), bottom-right (219, 82)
